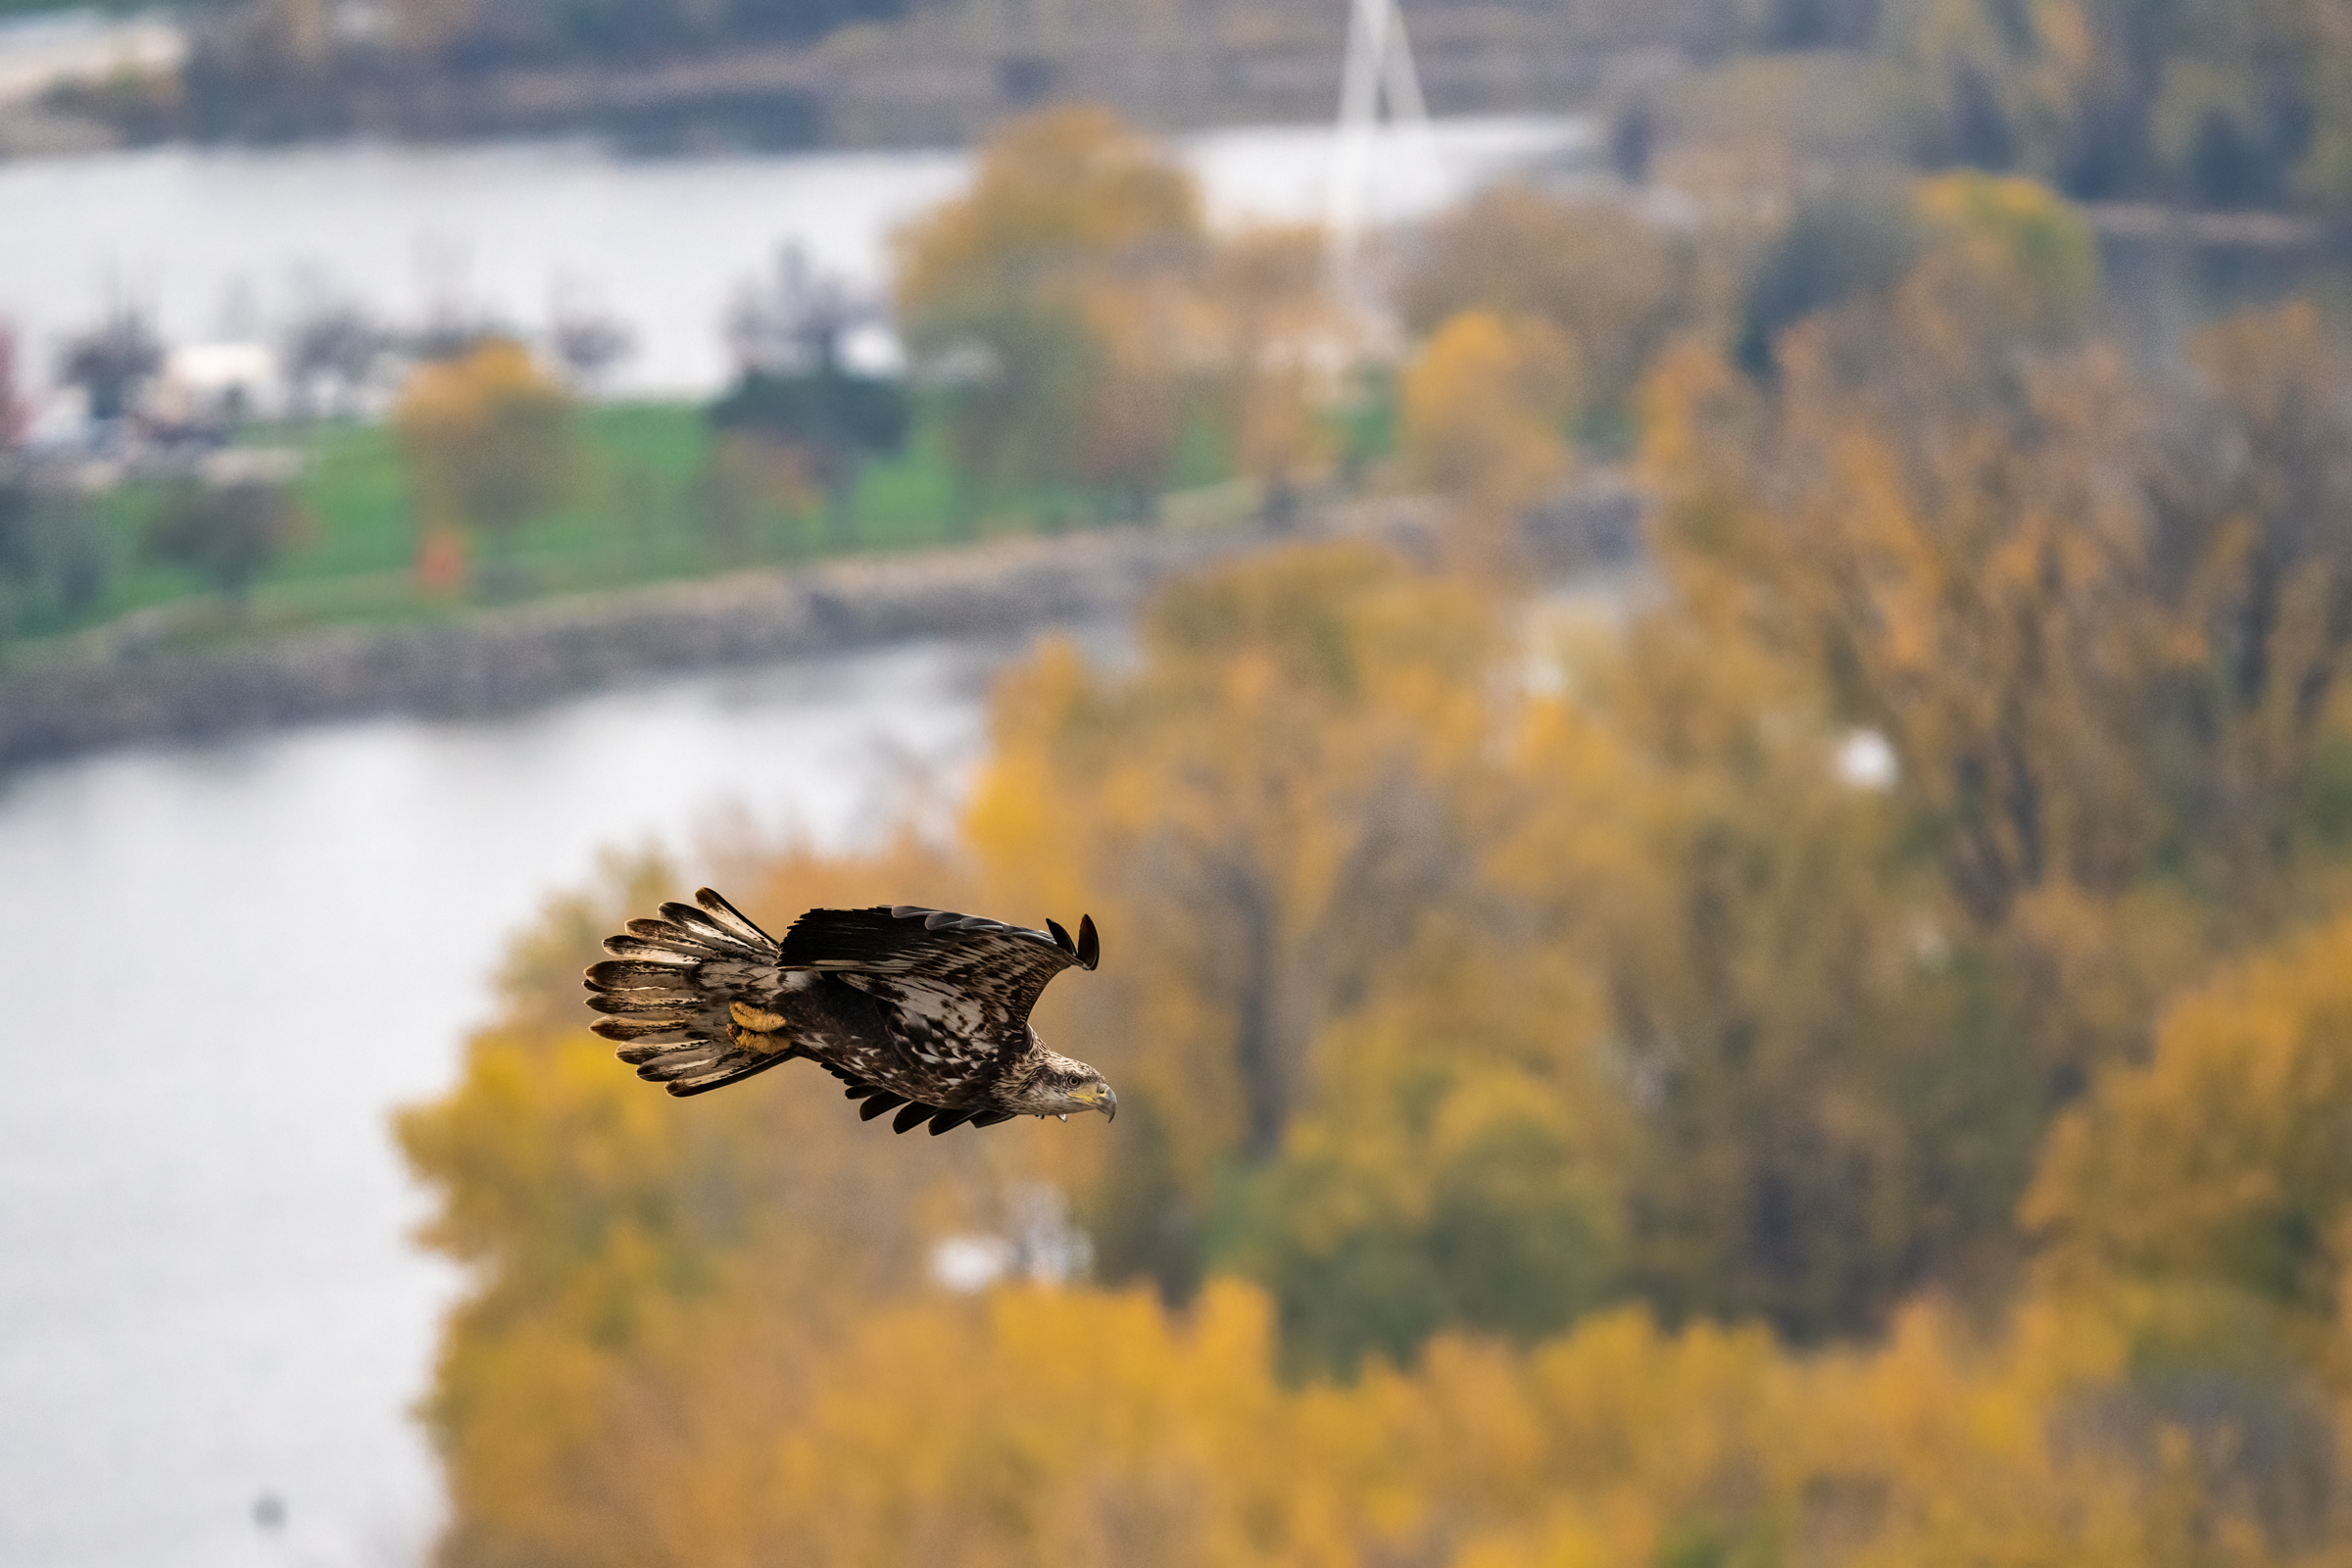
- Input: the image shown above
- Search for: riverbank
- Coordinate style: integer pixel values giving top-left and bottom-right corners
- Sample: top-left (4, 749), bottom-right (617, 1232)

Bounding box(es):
top-left (0, 520), bottom-right (1274, 772)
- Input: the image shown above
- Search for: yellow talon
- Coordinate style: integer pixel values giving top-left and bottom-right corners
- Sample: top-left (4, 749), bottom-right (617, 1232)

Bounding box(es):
top-left (730, 1002), bottom-right (787, 1032)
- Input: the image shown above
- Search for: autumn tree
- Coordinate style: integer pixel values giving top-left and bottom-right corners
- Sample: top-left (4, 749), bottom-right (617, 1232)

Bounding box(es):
top-left (1200, 224), bottom-right (1346, 525)
top-left (395, 151), bottom-right (2352, 1561)
top-left (0, 480), bottom-right (108, 639)
top-left (1591, 174), bottom-right (2112, 1331)
top-left (0, 324), bottom-right (25, 451)
top-left (1646, 178), bottom-right (2135, 927)
top-left (1607, 178), bottom-right (2352, 1336)
top-left (401, 431), bottom-right (2352, 1562)
top-left (964, 545), bottom-right (1520, 1288)
top-left (711, 248), bottom-right (908, 549)
top-left (2142, 301), bottom-right (2352, 903)
top-left (392, 338), bottom-right (576, 595)
top-left (1221, 946), bottom-right (1629, 1374)
top-left (140, 479), bottom-right (310, 612)
top-left (954, 544), bottom-right (1632, 1358)
top-left (1500, 497), bottom-right (2061, 1340)
top-left (1397, 186), bottom-right (1695, 437)
top-left (1396, 310), bottom-right (1578, 569)
top-left (895, 106), bottom-right (1205, 527)
top-left (281, 297), bottom-right (390, 421)
top-left (2025, 913), bottom-right (2352, 1320)
top-left (1651, 192), bottom-right (2342, 943)
top-left (59, 307), bottom-right (163, 426)
top-left (2010, 912), bottom-right (2352, 1545)
top-left (1883, 0), bottom-right (2352, 213)
top-left (409, 849), bottom-right (2352, 1561)
top-left (397, 843), bottom-right (999, 1568)
top-left (709, 368), bottom-right (907, 550)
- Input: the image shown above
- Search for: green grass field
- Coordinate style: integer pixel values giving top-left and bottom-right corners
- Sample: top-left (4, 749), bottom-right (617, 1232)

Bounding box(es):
top-left (257, 401), bottom-right (975, 603)
top-left (8, 399), bottom-right (1236, 663)
top-left (0, 378), bottom-right (1337, 669)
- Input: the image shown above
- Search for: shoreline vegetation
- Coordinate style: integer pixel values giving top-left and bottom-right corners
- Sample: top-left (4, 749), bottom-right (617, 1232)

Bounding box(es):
top-left (6, 0), bottom-right (1625, 155)
top-left (11, 0), bottom-right (2352, 244)
top-left (0, 477), bottom-right (1641, 773)
top-left (0, 513), bottom-right (1276, 772)
top-left (6, 401), bottom-right (1059, 660)
top-left (9, 100), bottom-right (2342, 777)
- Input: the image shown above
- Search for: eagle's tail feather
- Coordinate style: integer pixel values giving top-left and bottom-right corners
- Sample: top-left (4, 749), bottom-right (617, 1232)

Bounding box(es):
top-left (584, 887), bottom-right (794, 1098)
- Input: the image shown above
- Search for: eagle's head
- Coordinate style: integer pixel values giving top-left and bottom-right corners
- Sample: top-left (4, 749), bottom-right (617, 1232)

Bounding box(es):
top-left (1019, 1049), bottom-right (1118, 1123)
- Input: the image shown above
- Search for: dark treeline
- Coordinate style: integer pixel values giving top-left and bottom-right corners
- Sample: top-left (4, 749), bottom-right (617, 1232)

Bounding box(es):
top-left (157, 0), bottom-right (903, 145)
top-left (32, 0), bottom-right (2350, 218)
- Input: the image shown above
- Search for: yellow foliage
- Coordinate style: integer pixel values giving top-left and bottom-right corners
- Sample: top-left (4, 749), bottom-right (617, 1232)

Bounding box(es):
top-left (1203, 224), bottom-right (1349, 498)
top-left (1620, 283), bottom-right (2352, 1330)
top-left (966, 543), bottom-right (1506, 1184)
top-left (1398, 186), bottom-right (1697, 421)
top-left (1644, 280), bottom-right (2154, 927)
top-left (1911, 170), bottom-right (2099, 339)
top-left (1398, 311), bottom-right (1578, 566)
top-left (392, 338), bottom-right (576, 560)
top-left (893, 106), bottom-right (1206, 516)
top-left (1886, 0), bottom-right (2352, 218)
top-left (894, 107), bottom-right (1348, 521)
top-left (894, 105), bottom-right (1202, 318)
top-left (2152, 303), bottom-right (2352, 904)
top-left (2026, 912), bottom-right (2352, 1320)
top-left (414, 1227), bottom-right (2352, 1568)
top-left (402, 254), bottom-right (2352, 1561)
top-left (399, 844), bottom-right (1044, 1568)
top-left (1913, 171), bottom-right (2096, 287)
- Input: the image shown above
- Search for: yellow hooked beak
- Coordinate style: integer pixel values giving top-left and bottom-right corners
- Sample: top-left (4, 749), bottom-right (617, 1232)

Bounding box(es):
top-left (1072, 1083), bottom-right (1118, 1121)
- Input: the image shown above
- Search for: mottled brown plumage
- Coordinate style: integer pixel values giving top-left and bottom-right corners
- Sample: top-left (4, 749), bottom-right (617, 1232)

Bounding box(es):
top-left (584, 889), bottom-right (1114, 1135)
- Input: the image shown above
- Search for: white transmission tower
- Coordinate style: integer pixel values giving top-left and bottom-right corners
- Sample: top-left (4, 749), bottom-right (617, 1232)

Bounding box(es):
top-left (1324, 0), bottom-right (1440, 314)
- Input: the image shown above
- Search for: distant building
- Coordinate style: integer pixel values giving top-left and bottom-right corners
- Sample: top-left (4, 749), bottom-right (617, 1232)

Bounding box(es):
top-left (148, 342), bottom-right (283, 431)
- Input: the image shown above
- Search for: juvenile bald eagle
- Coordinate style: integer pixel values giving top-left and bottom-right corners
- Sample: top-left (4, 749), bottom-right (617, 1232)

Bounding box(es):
top-left (584, 889), bottom-right (1114, 1135)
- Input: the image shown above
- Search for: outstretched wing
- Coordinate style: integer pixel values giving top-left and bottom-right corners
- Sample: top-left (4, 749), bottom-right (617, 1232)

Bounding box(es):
top-left (586, 895), bottom-right (1101, 1130)
top-left (779, 904), bottom-right (1098, 1031)
top-left (812, 1058), bottom-right (1021, 1135)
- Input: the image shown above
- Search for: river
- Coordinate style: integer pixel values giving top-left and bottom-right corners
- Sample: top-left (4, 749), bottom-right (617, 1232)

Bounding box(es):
top-left (0, 635), bottom-right (1042, 1568)
top-left (0, 116), bottom-right (1592, 402)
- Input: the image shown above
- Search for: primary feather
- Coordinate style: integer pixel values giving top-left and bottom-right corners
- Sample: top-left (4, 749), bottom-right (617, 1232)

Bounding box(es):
top-left (584, 890), bottom-right (1114, 1133)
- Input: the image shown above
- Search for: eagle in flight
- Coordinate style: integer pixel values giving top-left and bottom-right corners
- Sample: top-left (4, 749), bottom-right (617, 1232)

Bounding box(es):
top-left (584, 888), bottom-right (1115, 1135)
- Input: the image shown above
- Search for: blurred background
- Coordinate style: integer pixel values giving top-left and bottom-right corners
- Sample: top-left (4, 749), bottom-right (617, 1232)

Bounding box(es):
top-left (5, 1), bottom-right (2352, 1565)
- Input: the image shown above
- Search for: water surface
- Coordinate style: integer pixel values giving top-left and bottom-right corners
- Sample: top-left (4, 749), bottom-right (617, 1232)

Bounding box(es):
top-left (0, 638), bottom-right (1013, 1568)
top-left (1, 116), bottom-right (1590, 399)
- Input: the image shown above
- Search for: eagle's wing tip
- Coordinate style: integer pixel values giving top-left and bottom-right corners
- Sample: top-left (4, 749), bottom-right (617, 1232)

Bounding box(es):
top-left (693, 887), bottom-right (779, 948)
top-left (1077, 913), bottom-right (1100, 970)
